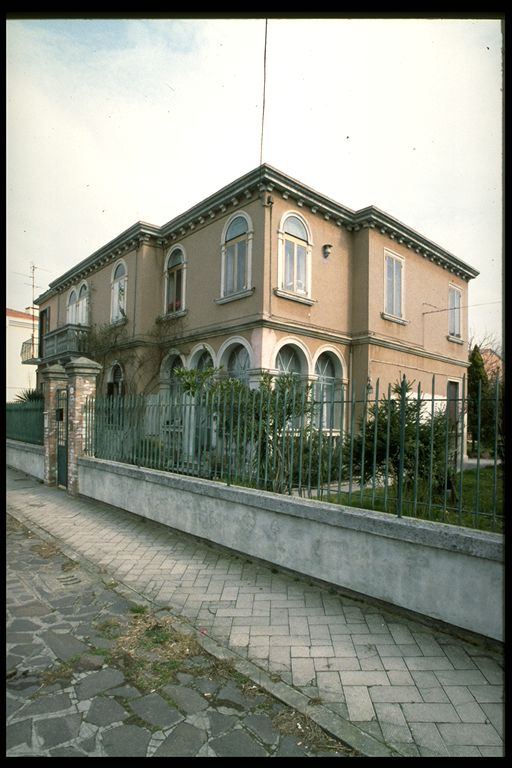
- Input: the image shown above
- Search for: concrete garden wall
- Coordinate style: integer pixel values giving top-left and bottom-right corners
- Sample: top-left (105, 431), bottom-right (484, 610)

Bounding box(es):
top-left (77, 456), bottom-right (504, 642)
top-left (6, 439), bottom-right (45, 481)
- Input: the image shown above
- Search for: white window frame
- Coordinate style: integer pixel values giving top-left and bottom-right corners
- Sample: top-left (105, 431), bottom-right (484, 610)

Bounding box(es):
top-left (111, 260), bottom-right (127, 323)
top-left (383, 249), bottom-right (405, 321)
top-left (164, 246), bottom-right (187, 316)
top-left (276, 213), bottom-right (313, 302)
top-left (448, 284), bottom-right (462, 339)
top-left (220, 212), bottom-right (253, 300)
top-left (66, 289), bottom-right (78, 325)
top-left (76, 281), bottom-right (89, 325)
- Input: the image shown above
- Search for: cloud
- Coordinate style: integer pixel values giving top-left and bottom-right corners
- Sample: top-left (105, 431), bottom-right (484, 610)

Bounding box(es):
top-left (6, 17), bottom-right (502, 343)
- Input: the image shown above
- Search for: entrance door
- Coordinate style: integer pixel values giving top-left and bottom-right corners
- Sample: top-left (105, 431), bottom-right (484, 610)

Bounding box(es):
top-left (56, 388), bottom-right (68, 487)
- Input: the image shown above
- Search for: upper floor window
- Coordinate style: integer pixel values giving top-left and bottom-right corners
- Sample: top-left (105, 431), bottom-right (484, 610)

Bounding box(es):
top-left (111, 261), bottom-right (127, 323)
top-left (76, 283), bottom-right (88, 325)
top-left (67, 289), bottom-right (78, 324)
top-left (384, 251), bottom-right (404, 318)
top-left (67, 283), bottom-right (89, 325)
top-left (165, 247), bottom-right (185, 314)
top-left (448, 285), bottom-right (462, 338)
top-left (281, 215), bottom-right (310, 296)
top-left (221, 214), bottom-right (252, 298)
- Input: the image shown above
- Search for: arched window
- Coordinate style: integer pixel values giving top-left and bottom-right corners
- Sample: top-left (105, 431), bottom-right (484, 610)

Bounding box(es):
top-left (111, 261), bottom-right (127, 322)
top-left (222, 214), bottom-right (252, 297)
top-left (196, 350), bottom-right (214, 372)
top-left (76, 283), bottom-right (89, 325)
top-left (66, 289), bottom-right (78, 324)
top-left (281, 215), bottom-right (310, 296)
top-left (165, 248), bottom-right (185, 315)
top-left (276, 345), bottom-right (302, 376)
top-left (107, 363), bottom-right (125, 397)
top-left (315, 352), bottom-right (338, 429)
top-left (228, 344), bottom-right (250, 381)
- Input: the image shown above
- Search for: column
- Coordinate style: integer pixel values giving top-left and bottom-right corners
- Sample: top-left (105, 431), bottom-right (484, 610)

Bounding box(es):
top-left (65, 357), bottom-right (102, 496)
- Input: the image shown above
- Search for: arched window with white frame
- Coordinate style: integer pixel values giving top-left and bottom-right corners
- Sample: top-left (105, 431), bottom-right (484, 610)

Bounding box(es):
top-left (278, 213), bottom-right (312, 298)
top-left (76, 283), bottom-right (89, 325)
top-left (111, 261), bottom-right (127, 323)
top-left (227, 344), bottom-right (250, 381)
top-left (221, 213), bottom-right (252, 298)
top-left (66, 289), bottom-right (78, 324)
top-left (276, 344), bottom-right (304, 378)
top-left (314, 351), bottom-right (343, 430)
top-left (165, 247), bottom-right (186, 315)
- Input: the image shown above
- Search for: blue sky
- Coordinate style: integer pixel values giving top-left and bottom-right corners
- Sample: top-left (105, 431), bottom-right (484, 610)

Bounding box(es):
top-left (6, 16), bottom-right (503, 349)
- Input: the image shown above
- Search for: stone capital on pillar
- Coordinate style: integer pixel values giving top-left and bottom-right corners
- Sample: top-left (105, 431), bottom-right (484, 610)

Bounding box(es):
top-left (64, 356), bottom-right (103, 379)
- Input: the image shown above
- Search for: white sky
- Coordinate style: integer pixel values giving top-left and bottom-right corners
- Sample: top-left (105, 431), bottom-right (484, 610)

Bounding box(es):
top-left (6, 16), bottom-right (504, 350)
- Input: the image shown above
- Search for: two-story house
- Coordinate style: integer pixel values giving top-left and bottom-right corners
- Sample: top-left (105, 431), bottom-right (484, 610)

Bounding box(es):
top-left (26, 164), bottom-right (478, 408)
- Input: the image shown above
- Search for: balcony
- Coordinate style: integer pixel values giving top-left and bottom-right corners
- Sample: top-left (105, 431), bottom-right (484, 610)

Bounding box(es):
top-left (40, 324), bottom-right (91, 363)
top-left (21, 336), bottom-right (39, 365)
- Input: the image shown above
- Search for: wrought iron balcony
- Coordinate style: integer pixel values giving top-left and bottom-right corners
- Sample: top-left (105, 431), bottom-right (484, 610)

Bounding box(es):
top-left (39, 324), bottom-right (91, 363)
top-left (21, 336), bottom-right (39, 365)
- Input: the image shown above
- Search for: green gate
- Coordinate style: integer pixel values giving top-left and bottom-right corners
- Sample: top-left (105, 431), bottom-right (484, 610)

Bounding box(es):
top-left (56, 388), bottom-right (68, 487)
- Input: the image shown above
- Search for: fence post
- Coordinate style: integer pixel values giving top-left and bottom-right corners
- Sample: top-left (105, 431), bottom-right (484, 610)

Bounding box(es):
top-left (65, 357), bottom-right (102, 496)
top-left (40, 364), bottom-right (67, 486)
top-left (396, 374), bottom-right (407, 517)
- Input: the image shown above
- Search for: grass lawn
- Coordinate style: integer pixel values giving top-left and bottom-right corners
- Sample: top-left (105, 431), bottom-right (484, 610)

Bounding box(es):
top-left (324, 465), bottom-right (504, 533)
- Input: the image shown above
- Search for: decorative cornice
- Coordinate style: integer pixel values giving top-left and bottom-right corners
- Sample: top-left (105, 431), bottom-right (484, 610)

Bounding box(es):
top-left (35, 163), bottom-right (479, 303)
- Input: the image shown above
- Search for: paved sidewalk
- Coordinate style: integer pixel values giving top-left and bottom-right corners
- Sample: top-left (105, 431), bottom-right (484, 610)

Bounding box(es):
top-left (6, 467), bottom-right (504, 757)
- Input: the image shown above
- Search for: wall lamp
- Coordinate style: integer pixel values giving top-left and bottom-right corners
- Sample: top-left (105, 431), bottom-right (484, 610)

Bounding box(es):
top-left (322, 243), bottom-right (333, 259)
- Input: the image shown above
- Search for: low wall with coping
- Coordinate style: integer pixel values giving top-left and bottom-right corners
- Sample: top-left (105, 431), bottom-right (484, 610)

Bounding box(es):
top-left (7, 439), bottom-right (45, 481)
top-left (77, 456), bottom-right (504, 642)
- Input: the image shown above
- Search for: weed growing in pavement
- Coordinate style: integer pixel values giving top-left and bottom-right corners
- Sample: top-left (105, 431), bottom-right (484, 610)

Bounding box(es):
top-left (40, 655), bottom-right (81, 687)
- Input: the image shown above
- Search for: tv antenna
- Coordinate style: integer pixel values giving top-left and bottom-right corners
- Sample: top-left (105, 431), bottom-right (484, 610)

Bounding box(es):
top-left (11, 262), bottom-right (51, 355)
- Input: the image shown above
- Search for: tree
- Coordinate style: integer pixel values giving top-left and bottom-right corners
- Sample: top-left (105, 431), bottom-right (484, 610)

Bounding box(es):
top-left (467, 345), bottom-right (494, 452)
top-left (350, 377), bottom-right (457, 513)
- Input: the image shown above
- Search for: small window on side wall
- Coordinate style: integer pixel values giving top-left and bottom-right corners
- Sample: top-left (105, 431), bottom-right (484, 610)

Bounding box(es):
top-left (385, 252), bottom-right (403, 318)
top-left (448, 285), bottom-right (462, 338)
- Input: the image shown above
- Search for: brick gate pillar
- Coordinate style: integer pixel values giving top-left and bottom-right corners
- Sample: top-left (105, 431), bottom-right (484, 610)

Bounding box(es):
top-left (65, 357), bottom-right (102, 496)
top-left (40, 364), bottom-right (67, 486)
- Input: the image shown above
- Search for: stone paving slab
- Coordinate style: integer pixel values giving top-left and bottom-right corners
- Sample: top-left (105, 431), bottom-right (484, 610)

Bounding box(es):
top-left (6, 466), bottom-right (504, 757)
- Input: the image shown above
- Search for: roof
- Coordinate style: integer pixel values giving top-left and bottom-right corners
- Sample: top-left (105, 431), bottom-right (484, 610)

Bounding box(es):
top-left (35, 164), bottom-right (480, 303)
top-left (6, 308), bottom-right (37, 320)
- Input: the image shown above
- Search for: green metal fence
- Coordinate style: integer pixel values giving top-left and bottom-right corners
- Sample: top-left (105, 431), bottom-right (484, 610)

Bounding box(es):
top-left (83, 374), bottom-right (503, 533)
top-left (6, 400), bottom-right (45, 445)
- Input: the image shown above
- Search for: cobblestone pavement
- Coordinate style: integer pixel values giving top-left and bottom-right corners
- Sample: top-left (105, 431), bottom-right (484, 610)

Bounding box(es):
top-left (6, 467), bottom-right (504, 757)
top-left (6, 514), bottom-right (360, 757)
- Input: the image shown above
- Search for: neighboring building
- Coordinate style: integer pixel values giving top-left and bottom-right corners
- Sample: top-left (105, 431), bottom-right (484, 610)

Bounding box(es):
top-left (480, 348), bottom-right (502, 381)
top-left (26, 164), bottom-right (478, 407)
top-left (7, 307), bottom-right (38, 401)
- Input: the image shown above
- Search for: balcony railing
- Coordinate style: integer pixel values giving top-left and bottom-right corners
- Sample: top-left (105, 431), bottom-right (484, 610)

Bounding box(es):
top-left (21, 336), bottom-right (39, 365)
top-left (41, 324), bottom-right (91, 361)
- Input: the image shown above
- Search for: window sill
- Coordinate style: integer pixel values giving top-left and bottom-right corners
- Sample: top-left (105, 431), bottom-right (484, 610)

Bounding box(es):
top-left (157, 309), bottom-right (188, 322)
top-left (215, 288), bottom-right (255, 305)
top-left (447, 334), bottom-right (464, 345)
top-left (110, 316), bottom-right (128, 327)
top-left (273, 288), bottom-right (315, 306)
top-left (381, 312), bottom-right (409, 326)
